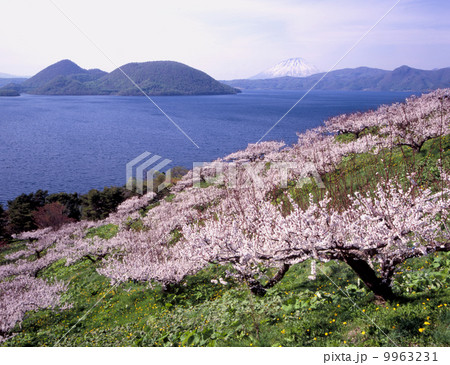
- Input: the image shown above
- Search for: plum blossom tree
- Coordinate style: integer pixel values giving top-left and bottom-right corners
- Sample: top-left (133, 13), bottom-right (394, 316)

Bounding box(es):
top-left (381, 90), bottom-right (450, 152)
top-left (325, 110), bottom-right (380, 137)
top-left (182, 177), bottom-right (449, 300)
top-left (325, 89), bottom-right (450, 152)
top-left (222, 141), bottom-right (286, 163)
top-left (0, 276), bottom-right (67, 342)
top-left (97, 185), bottom-right (226, 288)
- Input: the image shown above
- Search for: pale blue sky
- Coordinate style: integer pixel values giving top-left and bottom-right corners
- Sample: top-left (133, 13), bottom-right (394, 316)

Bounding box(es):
top-left (0, 0), bottom-right (449, 79)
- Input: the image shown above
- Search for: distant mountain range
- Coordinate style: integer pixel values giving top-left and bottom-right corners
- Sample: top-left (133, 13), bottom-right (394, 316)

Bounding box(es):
top-left (251, 58), bottom-right (320, 79)
top-left (0, 59), bottom-right (239, 96)
top-left (2, 60), bottom-right (449, 96)
top-left (0, 72), bottom-right (28, 78)
top-left (224, 65), bottom-right (450, 92)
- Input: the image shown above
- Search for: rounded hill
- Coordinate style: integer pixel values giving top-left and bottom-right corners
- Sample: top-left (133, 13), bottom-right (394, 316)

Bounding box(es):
top-left (21, 59), bottom-right (90, 89)
top-left (96, 61), bottom-right (239, 96)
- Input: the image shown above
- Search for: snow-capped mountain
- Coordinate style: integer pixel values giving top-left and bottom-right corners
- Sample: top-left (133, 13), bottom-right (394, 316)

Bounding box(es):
top-left (250, 58), bottom-right (320, 79)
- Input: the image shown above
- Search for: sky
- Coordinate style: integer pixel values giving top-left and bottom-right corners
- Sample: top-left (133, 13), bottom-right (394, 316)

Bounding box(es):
top-left (0, 0), bottom-right (449, 79)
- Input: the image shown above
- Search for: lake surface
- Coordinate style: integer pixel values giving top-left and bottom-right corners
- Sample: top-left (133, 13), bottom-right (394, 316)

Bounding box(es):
top-left (0, 90), bottom-right (414, 205)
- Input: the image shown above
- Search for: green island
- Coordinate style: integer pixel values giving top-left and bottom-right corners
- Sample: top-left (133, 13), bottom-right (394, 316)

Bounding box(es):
top-left (0, 59), bottom-right (239, 96)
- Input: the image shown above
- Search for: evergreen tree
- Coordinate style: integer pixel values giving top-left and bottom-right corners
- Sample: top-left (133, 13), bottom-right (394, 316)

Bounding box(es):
top-left (7, 190), bottom-right (48, 233)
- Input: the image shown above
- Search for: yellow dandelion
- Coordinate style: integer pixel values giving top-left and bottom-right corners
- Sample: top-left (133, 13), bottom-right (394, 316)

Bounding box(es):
top-left (361, 331), bottom-right (366, 335)
top-left (418, 328), bottom-right (425, 333)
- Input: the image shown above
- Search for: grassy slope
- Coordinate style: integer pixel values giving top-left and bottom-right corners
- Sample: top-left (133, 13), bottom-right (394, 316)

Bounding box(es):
top-left (1, 136), bottom-right (449, 347)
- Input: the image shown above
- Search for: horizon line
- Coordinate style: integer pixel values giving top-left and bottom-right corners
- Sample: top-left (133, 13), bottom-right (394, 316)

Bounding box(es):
top-left (1, 58), bottom-right (449, 80)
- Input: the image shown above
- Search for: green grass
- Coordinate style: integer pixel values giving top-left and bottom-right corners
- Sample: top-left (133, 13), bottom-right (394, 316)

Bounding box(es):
top-left (1, 249), bottom-right (448, 347)
top-left (85, 224), bottom-right (119, 240)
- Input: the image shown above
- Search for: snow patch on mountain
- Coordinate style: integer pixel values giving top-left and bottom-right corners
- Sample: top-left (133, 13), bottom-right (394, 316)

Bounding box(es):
top-left (251, 58), bottom-right (320, 79)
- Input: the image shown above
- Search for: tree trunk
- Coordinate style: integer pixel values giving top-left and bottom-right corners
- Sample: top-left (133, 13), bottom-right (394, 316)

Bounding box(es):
top-left (247, 264), bottom-right (290, 296)
top-left (264, 263), bottom-right (290, 289)
top-left (248, 281), bottom-right (267, 296)
top-left (343, 257), bottom-right (397, 302)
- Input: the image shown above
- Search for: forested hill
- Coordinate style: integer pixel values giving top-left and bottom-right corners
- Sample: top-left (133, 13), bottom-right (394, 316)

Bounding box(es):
top-left (95, 61), bottom-right (239, 96)
top-left (223, 65), bottom-right (450, 92)
top-left (20, 59), bottom-right (107, 89)
top-left (0, 59), bottom-right (239, 96)
top-left (12, 59), bottom-right (106, 95)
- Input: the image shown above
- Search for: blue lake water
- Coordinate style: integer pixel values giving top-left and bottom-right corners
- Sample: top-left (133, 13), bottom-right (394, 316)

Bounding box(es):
top-left (0, 90), bottom-right (414, 205)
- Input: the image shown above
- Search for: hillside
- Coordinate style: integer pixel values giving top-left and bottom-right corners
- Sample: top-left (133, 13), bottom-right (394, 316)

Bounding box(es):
top-left (95, 61), bottom-right (239, 96)
top-left (19, 59), bottom-right (107, 93)
top-left (0, 59), bottom-right (239, 96)
top-left (0, 89), bottom-right (449, 346)
top-left (0, 83), bottom-right (21, 96)
top-left (224, 66), bottom-right (450, 92)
